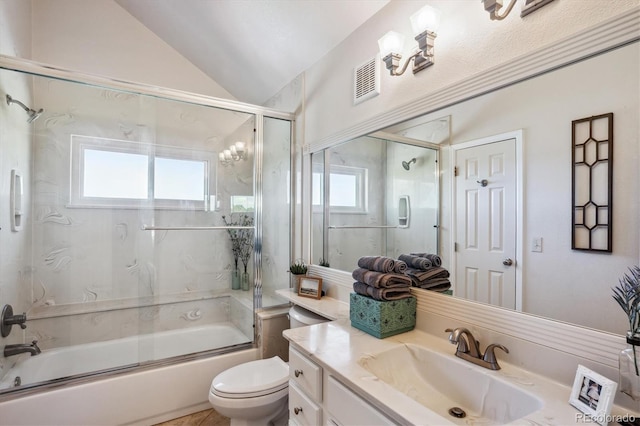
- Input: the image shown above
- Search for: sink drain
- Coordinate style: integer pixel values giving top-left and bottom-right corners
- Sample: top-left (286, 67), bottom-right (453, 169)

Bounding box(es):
top-left (448, 407), bottom-right (466, 418)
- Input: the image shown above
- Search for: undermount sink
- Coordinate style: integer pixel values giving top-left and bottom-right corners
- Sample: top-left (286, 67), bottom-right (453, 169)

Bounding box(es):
top-left (357, 343), bottom-right (543, 424)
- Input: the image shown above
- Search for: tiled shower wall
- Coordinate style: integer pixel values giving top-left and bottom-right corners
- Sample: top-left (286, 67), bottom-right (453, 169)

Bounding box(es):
top-left (29, 75), bottom-right (254, 313)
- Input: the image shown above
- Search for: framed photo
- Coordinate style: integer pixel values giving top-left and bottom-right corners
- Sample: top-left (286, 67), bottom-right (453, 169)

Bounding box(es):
top-left (569, 365), bottom-right (617, 425)
top-left (298, 276), bottom-right (322, 299)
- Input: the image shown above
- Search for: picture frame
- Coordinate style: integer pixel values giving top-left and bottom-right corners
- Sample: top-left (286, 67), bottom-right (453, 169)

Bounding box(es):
top-left (569, 365), bottom-right (617, 425)
top-left (298, 276), bottom-right (323, 299)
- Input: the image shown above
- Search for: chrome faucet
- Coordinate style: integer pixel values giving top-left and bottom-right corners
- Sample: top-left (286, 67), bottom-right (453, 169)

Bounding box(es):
top-left (4, 340), bottom-right (41, 357)
top-left (445, 327), bottom-right (509, 370)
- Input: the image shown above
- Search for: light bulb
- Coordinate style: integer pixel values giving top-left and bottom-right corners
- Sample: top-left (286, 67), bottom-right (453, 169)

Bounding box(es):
top-left (378, 31), bottom-right (405, 58)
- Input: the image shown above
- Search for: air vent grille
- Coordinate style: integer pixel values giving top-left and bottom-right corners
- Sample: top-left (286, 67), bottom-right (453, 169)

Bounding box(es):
top-left (353, 56), bottom-right (380, 105)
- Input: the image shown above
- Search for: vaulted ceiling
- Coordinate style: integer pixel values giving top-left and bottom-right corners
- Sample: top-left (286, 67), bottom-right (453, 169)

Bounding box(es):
top-left (116, 0), bottom-right (389, 105)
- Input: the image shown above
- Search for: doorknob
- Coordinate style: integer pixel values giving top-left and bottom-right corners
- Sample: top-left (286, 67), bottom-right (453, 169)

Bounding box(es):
top-left (503, 258), bottom-right (514, 266)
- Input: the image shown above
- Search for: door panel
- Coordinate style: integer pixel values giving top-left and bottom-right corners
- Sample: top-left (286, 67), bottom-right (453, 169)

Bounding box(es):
top-left (455, 139), bottom-right (516, 309)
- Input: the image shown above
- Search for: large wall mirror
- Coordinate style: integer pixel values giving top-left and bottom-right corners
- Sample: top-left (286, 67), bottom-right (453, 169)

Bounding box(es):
top-left (310, 41), bottom-right (639, 335)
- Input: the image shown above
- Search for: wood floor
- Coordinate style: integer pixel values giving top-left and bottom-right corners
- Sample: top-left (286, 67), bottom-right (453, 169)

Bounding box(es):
top-left (154, 409), bottom-right (230, 426)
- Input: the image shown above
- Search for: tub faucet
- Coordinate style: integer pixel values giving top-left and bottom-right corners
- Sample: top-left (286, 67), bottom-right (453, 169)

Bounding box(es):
top-left (4, 340), bottom-right (41, 357)
top-left (445, 328), bottom-right (509, 370)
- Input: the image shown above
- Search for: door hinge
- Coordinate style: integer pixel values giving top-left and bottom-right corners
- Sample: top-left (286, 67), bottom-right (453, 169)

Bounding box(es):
top-left (454, 166), bottom-right (458, 177)
top-left (454, 242), bottom-right (458, 252)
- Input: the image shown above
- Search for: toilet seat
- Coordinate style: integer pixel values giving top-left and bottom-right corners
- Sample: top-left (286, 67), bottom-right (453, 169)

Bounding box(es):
top-left (211, 356), bottom-right (289, 399)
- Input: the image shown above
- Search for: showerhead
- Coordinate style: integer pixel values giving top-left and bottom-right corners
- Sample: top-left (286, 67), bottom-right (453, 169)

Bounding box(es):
top-left (402, 158), bottom-right (417, 170)
top-left (6, 94), bottom-right (44, 123)
top-left (27, 108), bottom-right (44, 123)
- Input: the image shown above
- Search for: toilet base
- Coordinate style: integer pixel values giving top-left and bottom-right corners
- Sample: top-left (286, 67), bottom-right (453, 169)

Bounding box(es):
top-left (228, 402), bottom-right (288, 426)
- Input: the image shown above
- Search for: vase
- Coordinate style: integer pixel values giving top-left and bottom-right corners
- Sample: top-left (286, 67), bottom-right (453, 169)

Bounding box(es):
top-left (619, 332), bottom-right (640, 400)
top-left (241, 271), bottom-right (250, 291)
top-left (231, 269), bottom-right (240, 290)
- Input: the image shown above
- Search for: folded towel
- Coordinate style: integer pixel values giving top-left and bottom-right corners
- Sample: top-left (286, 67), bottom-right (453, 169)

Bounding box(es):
top-left (352, 268), bottom-right (412, 288)
top-left (353, 281), bottom-right (412, 301)
top-left (398, 254), bottom-right (432, 270)
top-left (393, 260), bottom-right (408, 274)
top-left (405, 267), bottom-right (450, 283)
top-left (357, 256), bottom-right (396, 273)
top-left (410, 253), bottom-right (442, 267)
top-left (417, 278), bottom-right (451, 292)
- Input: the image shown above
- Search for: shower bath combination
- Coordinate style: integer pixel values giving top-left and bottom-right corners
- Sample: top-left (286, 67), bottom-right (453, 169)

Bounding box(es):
top-left (6, 94), bottom-right (44, 123)
top-left (402, 157), bottom-right (417, 170)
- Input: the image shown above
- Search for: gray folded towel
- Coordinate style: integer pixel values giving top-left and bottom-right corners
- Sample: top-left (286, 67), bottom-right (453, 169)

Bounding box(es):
top-left (352, 268), bottom-right (412, 288)
top-left (398, 254), bottom-right (432, 270)
top-left (353, 281), bottom-right (412, 301)
top-left (405, 267), bottom-right (450, 282)
top-left (417, 278), bottom-right (451, 292)
top-left (393, 260), bottom-right (408, 274)
top-left (410, 253), bottom-right (442, 267)
top-left (357, 256), bottom-right (396, 273)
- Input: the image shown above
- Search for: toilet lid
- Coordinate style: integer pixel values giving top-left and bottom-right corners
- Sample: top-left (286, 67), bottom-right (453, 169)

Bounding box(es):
top-left (212, 356), bottom-right (289, 398)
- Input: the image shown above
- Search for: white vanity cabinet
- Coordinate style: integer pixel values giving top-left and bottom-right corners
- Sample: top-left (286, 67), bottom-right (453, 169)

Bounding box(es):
top-left (289, 347), bottom-right (323, 425)
top-left (288, 347), bottom-right (396, 426)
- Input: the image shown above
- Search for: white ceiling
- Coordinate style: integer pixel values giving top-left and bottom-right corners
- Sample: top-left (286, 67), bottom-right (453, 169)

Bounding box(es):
top-left (116, 0), bottom-right (389, 105)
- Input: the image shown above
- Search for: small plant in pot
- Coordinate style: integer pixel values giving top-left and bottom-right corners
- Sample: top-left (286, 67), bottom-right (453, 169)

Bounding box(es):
top-left (318, 258), bottom-right (330, 268)
top-left (612, 265), bottom-right (640, 400)
top-left (289, 260), bottom-right (308, 275)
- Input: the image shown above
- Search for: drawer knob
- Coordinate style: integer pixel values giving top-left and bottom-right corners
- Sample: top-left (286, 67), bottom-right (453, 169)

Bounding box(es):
top-left (294, 369), bottom-right (303, 377)
top-left (294, 407), bottom-right (303, 415)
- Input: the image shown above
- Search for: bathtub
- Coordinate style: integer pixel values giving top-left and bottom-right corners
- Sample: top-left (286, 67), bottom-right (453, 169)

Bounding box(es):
top-left (0, 323), bottom-right (259, 425)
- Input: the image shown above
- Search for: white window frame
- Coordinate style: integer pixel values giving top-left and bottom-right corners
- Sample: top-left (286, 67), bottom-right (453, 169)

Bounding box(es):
top-left (69, 135), bottom-right (216, 210)
top-left (312, 163), bottom-right (368, 214)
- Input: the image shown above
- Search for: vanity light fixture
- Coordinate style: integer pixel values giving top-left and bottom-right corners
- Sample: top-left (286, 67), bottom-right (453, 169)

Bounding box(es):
top-left (377, 4), bottom-right (441, 76)
top-left (481, 0), bottom-right (556, 21)
top-left (219, 141), bottom-right (247, 166)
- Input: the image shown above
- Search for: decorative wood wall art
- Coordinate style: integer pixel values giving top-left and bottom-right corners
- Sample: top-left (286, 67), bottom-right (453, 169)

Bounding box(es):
top-left (571, 113), bottom-right (613, 252)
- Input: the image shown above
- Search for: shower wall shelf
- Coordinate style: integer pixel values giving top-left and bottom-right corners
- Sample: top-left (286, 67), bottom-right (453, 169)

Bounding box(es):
top-left (398, 195), bottom-right (410, 228)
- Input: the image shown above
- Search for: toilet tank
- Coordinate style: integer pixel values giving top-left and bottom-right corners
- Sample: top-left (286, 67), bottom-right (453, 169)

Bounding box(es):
top-left (289, 305), bottom-right (329, 328)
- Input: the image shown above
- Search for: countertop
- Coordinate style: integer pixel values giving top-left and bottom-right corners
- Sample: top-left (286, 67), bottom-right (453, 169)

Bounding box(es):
top-left (275, 288), bottom-right (350, 321)
top-left (283, 317), bottom-right (636, 425)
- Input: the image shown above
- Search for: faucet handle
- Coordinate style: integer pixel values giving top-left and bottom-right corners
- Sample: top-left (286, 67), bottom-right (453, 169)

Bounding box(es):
top-left (483, 343), bottom-right (509, 369)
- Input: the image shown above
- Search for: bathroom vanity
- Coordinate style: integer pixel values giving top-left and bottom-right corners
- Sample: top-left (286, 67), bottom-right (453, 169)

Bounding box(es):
top-left (283, 319), bottom-right (634, 425)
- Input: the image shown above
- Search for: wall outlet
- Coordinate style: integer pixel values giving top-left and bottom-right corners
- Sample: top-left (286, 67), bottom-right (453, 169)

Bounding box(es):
top-left (532, 237), bottom-right (543, 252)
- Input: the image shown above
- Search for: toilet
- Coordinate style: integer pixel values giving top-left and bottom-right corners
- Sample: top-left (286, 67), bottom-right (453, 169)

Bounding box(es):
top-left (208, 305), bottom-right (329, 426)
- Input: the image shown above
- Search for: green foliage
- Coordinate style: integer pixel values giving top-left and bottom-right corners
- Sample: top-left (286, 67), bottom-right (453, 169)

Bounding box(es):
top-left (612, 266), bottom-right (640, 336)
top-left (289, 260), bottom-right (308, 275)
top-left (318, 258), bottom-right (330, 267)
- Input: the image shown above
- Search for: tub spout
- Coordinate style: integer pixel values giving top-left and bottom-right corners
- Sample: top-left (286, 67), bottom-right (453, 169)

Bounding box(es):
top-left (4, 340), bottom-right (41, 357)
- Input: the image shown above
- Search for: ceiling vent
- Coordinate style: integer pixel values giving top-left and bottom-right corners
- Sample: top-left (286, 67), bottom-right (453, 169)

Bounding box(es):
top-left (353, 55), bottom-right (380, 105)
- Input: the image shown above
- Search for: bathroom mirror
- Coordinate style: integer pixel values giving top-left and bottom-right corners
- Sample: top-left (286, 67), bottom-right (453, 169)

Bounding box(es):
top-left (311, 41), bottom-right (639, 335)
top-left (311, 117), bottom-right (449, 272)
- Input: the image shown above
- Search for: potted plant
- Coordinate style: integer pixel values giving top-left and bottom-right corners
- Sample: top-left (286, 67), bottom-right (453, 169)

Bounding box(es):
top-left (289, 260), bottom-right (308, 275)
top-left (612, 265), bottom-right (640, 400)
top-left (318, 258), bottom-right (330, 268)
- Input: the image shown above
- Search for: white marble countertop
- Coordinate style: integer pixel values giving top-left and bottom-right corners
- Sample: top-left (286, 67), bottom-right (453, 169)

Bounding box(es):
top-left (283, 318), bottom-right (635, 425)
top-left (275, 288), bottom-right (349, 321)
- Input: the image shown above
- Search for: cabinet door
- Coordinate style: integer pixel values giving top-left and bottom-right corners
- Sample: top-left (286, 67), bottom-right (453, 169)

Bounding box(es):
top-left (290, 347), bottom-right (323, 400)
top-left (326, 376), bottom-right (396, 425)
top-left (289, 381), bottom-right (322, 426)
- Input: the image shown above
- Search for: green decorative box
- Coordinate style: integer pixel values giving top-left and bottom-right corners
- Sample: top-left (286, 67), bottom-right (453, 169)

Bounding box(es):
top-left (349, 293), bottom-right (416, 339)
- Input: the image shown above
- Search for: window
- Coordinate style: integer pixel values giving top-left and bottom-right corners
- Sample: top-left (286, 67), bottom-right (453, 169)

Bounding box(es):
top-left (312, 164), bottom-right (368, 213)
top-left (70, 135), bottom-right (216, 210)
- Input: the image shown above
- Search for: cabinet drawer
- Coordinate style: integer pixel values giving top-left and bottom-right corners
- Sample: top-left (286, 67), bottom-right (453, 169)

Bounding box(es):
top-left (289, 382), bottom-right (322, 426)
top-left (326, 376), bottom-right (396, 425)
top-left (289, 347), bottom-right (323, 400)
